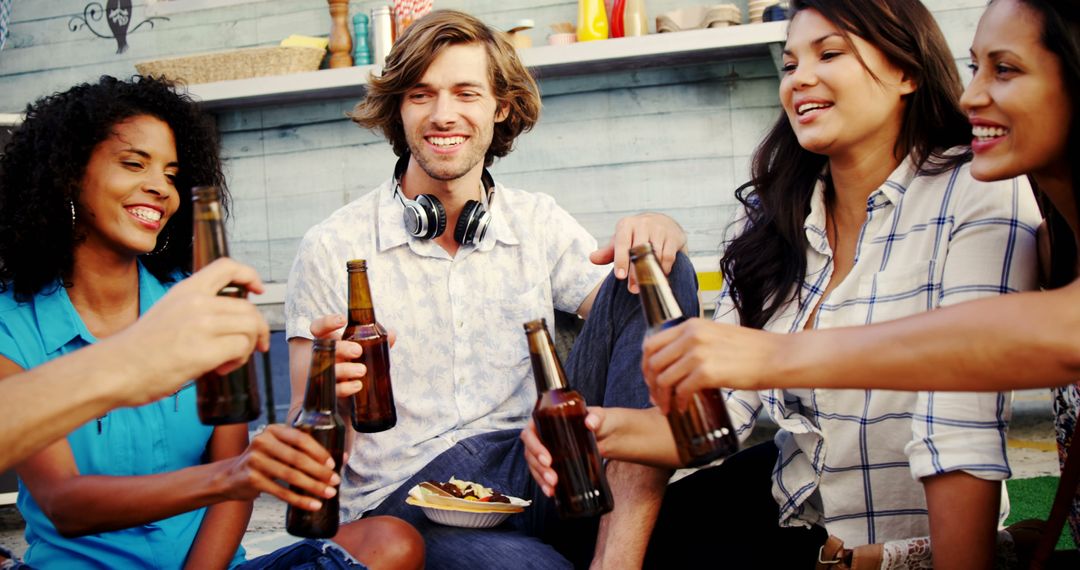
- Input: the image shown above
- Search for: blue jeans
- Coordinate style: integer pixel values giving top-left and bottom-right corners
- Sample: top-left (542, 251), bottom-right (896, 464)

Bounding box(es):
top-left (236, 539), bottom-right (366, 570)
top-left (365, 255), bottom-right (700, 570)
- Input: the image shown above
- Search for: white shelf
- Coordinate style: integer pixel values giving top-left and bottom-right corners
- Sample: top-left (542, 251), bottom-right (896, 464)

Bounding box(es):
top-left (189, 21), bottom-right (787, 111)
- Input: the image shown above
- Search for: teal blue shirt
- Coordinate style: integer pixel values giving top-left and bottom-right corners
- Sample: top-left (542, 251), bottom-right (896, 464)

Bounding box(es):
top-left (0, 263), bottom-right (246, 569)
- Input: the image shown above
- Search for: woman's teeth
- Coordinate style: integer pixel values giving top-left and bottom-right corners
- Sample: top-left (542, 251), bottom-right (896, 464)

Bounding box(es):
top-left (972, 126), bottom-right (1008, 140)
top-left (128, 207), bottom-right (162, 222)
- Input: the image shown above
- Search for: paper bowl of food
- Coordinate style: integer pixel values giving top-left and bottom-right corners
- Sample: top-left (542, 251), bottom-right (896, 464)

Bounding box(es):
top-left (406, 478), bottom-right (530, 529)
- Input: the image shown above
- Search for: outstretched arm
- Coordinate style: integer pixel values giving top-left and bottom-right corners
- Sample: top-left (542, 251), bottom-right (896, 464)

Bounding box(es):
top-left (645, 280), bottom-right (1080, 405)
top-left (14, 421), bottom-right (340, 538)
top-left (0, 258), bottom-right (270, 472)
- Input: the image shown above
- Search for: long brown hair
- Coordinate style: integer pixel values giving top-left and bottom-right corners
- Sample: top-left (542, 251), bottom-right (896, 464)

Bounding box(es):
top-left (350, 10), bottom-right (541, 166)
top-left (721, 0), bottom-right (972, 329)
top-left (1011, 0), bottom-right (1080, 287)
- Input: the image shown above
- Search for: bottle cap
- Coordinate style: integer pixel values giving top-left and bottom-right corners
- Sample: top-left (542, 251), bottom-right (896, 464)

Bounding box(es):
top-left (523, 318), bottom-right (547, 332)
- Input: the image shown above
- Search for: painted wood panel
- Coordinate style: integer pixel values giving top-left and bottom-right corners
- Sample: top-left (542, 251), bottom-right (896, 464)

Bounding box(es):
top-left (0, 0), bottom-right (991, 286)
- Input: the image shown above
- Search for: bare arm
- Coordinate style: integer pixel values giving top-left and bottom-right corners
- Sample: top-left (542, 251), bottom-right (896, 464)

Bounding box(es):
top-left (0, 258), bottom-right (270, 472)
top-left (644, 281), bottom-right (1080, 407)
top-left (184, 424), bottom-right (253, 570)
top-left (924, 473), bottom-right (1000, 570)
top-left (15, 417), bottom-right (340, 538)
top-left (17, 436), bottom-right (242, 537)
top-left (773, 282), bottom-right (1080, 392)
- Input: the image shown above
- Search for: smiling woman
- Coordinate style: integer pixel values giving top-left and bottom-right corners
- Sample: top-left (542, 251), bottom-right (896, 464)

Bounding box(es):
top-left (0, 75), bottom-right (424, 569)
top-left (0, 75), bottom-right (225, 303)
top-left (631, 0), bottom-right (1041, 568)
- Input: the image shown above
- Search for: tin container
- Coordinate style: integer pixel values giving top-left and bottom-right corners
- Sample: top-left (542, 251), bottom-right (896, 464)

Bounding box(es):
top-left (371, 6), bottom-right (394, 67)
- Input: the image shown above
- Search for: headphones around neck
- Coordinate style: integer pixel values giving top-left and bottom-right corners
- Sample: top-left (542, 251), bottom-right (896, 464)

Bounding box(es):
top-left (392, 154), bottom-right (495, 247)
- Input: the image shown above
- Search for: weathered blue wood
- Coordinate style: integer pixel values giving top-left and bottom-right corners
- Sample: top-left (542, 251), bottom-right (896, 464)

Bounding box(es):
top-left (0, 0), bottom-right (992, 282)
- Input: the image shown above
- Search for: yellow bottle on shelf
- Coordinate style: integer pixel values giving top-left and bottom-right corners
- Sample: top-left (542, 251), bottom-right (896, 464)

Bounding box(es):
top-left (577, 0), bottom-right (609, 42)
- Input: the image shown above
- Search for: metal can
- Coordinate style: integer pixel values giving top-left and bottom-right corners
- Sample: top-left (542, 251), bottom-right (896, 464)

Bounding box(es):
top-left (370, 6), bottom-right (394, 67)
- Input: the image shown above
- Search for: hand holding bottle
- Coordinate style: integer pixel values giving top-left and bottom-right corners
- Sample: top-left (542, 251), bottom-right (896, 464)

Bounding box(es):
top-left (112, 258), bottom-right (270, 407)
top-left (306, 314), bottom-right (398, 400)
top-left (214, 424), bottom-right (340, 511)
top-left (522, 406), bottom-right (683, 491)
top-left (642, 317), bottom-right (788, 411)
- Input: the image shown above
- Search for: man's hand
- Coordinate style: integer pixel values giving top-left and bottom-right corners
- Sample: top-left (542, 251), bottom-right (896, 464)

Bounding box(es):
top-left (113, 258), bottom-right (270, 407)
top-left (642, 318), bottom-right (787, 413)
top-left (305, 315), bottom-right (398, 401)
top-left (590, 213), bottom-right (687, 293)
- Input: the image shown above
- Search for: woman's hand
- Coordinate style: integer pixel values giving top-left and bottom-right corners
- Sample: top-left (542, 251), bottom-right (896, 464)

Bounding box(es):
top-left (215, 424), bottom-right (340, 511)
top-left (643, 318), bottom-right (786, 413)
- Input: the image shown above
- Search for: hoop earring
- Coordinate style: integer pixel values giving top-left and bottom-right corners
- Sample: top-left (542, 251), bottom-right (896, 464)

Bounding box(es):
top-left (147, 230), bottom-right (170, 256)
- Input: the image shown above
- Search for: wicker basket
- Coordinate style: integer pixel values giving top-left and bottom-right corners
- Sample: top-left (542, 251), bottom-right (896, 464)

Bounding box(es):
top-left (134, 46), bottom-right (326, 85)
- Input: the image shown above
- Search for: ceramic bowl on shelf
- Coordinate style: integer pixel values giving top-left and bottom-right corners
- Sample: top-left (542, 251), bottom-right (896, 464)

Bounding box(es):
top-left (548, 32), bottom-right (577, 45)
top-left (657, 4), bottom-right (741, 33)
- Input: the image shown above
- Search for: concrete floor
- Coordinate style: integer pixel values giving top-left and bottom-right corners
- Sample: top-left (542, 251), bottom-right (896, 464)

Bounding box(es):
top-left (0, 390), bottom-right (1063, 561)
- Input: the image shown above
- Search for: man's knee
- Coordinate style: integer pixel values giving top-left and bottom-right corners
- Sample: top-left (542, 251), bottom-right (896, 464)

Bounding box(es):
top-left (667, 252), bottom-right (701, 316)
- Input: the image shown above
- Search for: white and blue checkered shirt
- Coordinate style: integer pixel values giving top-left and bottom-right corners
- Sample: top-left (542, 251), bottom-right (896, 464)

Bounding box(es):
top-left (716, 151), bottom-right (1040, 546)
top-left (286, 178), bottom-right (608, 518)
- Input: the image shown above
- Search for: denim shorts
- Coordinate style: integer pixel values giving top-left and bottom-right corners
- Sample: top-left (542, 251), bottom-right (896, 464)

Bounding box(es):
top-left (236, 539), bottom-right (367, 570)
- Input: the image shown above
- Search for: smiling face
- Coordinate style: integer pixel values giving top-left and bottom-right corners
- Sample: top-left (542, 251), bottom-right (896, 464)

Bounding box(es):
top-left (399, 42), bottom-right (508, 185)
top-left (77, 114), bottom-right (180, 258)
top-left (779, 8), bottom-right (915, 161)
top-left (961, 0), bottom-right (1072, 183)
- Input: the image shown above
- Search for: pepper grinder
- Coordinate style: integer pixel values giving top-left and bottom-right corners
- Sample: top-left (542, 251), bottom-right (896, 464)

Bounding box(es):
top-left (353, 12), bottom-right (372, 65)
top-left (327, 0), bottom-right (353, 68)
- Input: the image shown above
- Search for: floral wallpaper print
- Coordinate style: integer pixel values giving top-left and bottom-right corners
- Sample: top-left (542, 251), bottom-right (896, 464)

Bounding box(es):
top-left (0, 0), bottom-right (12, 50)
top-left (69, 0), bottom-right (169, 54)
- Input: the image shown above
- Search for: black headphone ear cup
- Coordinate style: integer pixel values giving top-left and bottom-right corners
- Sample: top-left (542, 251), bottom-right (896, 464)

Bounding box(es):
top-left (417, 194), bottom-right (447, 239)
top-left (454, 200), bottom-right (488, 246)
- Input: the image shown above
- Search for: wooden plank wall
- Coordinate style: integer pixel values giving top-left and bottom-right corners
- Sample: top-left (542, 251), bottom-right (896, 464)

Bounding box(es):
top-left (0, 0), bottom-right (990, 288)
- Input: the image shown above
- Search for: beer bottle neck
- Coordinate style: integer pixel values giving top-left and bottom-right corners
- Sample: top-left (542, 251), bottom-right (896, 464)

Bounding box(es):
top-left (303, 344), bottom-right (338, 412)
top-left (192, 199), bottom-right (229, 270)
top-left (347, 271), bottom-right (377, 325)
top-left (526, 326), bottom-right (568, 394)
top-left (633, 255), bottom-right (683, 328)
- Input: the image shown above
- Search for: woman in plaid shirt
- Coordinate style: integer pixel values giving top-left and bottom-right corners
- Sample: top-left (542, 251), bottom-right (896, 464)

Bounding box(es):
top-left (642, 0), bottom-right (1080, 564)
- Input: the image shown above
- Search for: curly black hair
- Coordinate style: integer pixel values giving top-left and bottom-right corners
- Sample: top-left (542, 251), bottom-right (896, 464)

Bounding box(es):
top-left (0, 75), bottom-right (228, 301)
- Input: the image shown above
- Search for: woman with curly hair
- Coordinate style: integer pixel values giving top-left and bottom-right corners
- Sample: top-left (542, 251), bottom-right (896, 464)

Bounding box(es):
top-left (0, 75), bottom-right (423, 569)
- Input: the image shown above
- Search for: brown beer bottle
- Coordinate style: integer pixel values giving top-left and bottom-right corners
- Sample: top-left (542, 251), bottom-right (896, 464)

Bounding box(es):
top-left (525, 319), bottom-right (614, 518)
top-left (286, 338), bottom-right (346, 538)
top-left (341, 260), bottom-right (396, 432)
top-left (191, 186), bottom-right (261, 425)
top-left (629, 243), bottom-right (739, 467)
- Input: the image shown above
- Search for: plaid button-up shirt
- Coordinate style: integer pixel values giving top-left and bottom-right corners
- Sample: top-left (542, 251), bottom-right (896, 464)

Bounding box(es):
top-left (717, 151), bottom-right (1040, 546)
